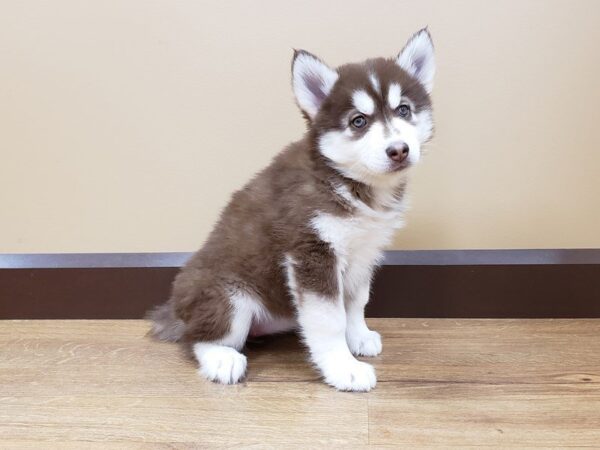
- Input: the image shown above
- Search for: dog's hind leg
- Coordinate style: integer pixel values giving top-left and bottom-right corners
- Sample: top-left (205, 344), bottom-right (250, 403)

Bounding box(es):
top-left (178, 280), bottom-right (257, 385)
top-left (193, 341), bottom-right (248, 385)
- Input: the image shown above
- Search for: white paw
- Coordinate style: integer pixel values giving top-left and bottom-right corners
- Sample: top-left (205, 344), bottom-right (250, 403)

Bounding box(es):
top-left (347, 329), bottom-right (382, 357)
top-left (322, 357), bottom-right (377, 392)
top-left (195, 345), bottom-right (247, 384)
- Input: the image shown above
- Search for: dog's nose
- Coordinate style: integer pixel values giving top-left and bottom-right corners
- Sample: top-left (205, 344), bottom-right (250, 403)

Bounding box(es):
top-left (385, 142), bottom-right (409, 162)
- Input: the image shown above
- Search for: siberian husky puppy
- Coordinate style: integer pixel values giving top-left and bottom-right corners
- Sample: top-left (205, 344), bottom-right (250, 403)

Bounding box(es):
top-left (149, 29), bottom-right (435, 391)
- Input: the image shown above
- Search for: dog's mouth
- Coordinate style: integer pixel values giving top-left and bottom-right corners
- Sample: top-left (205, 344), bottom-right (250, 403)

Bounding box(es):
top-left (388, 160), bottom-right (411, 172)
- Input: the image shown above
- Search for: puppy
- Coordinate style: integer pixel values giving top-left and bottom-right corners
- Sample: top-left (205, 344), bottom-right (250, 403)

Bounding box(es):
top-left (148, 29), bottom-right (435, 391)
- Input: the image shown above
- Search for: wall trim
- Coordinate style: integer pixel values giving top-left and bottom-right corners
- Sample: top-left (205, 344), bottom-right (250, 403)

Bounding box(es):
top-left (0, 252), bottom-right (192, 269)
top-left (2, 248), bottom-right (600, 269)
top-left (383, 248), bottom-right (600, 265)
top-left (1, 249), bottom-right (599, 319)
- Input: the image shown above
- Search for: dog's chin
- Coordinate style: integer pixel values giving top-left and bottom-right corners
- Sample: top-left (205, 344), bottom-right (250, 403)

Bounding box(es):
top-left (387, 160), bottom-right (411, 173)
top-left (372, 163), bottom-right (414, 186)
top-left (333, 161), bottom-right (412, 187)
top-left (341, 165), bottom-right (409, 188)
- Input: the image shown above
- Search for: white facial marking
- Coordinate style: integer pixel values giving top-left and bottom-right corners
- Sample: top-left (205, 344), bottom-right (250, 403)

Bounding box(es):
top-left (369, 73), bottom-right (381, 93)
top-left (387, 83), bottom-right (401, 110)
top-left (320, 119), bottom-right (420, 185)
top-left (390, 117), bottom-right (421, 165)
top-left (415, 109), bottom-right (434, 142)
top-left (319, 91), bottom-right (433, 185)
top-left (352, 90), bottom-right (375, 115)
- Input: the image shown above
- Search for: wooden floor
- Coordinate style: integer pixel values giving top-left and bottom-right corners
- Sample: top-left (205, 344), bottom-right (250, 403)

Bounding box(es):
top-left (1, 319), bottom-right (600, 448)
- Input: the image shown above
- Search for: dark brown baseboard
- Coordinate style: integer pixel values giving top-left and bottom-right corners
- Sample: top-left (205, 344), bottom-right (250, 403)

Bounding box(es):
top-left (1, 250), bottom-right (599, 319)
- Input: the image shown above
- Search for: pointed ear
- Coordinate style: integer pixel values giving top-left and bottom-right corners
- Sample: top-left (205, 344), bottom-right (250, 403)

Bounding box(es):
top-left (292, 50), bottom-right (339, 120)
top-left (396, 28), bottom-right (435, 93)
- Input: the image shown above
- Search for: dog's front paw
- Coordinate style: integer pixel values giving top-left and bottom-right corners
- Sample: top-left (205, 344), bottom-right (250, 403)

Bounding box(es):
top-left (347, 329), bottom-right (382, 357)
top-left (322, 357), bottom-right (377, 392)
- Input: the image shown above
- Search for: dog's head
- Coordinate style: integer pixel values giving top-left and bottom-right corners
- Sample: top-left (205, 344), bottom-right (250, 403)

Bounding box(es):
top-left (292, 29), bottom-right (435, 186)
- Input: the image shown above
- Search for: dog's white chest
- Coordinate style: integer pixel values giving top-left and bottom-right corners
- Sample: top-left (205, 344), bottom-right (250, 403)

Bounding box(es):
top-left (311, 207), bottom-right (404, 274)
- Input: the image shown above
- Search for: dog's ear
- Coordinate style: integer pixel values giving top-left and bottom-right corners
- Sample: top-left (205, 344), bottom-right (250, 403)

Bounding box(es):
top-left (396, 28), bottom-right (435, 93)
top-left (292, 50), bottom-right (339, 120)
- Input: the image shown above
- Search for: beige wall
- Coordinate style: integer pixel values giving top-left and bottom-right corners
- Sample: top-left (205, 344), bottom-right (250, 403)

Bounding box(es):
top-left (1, 0), bottom-right (599, 253)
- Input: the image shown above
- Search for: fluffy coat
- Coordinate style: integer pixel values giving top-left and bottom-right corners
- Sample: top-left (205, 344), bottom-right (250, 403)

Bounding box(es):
top-left (148, 28), bottom-right (435, 391)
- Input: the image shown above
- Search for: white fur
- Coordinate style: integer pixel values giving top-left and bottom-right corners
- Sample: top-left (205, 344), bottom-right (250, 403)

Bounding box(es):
top-left (387, 83), bottom-right (402, 110)
top-left (415, 109), bottom-right (434, 143)
top-left (310, 205), bottom-right (403, 280)
top-left (396, 29), bottom-right (436, 93)
top-left (319, 115), bottom-right (426, 185)
top-left (293, 288), bottom-right (376, 392)
top-left (283, 254), bottom-right (299, 304)
top-left (292, 52), bottom-right (338, 119)
top-left (352, 90), bottom-right (375, 115)
top-left (192, 290), bottom-right (263, 384)
top-left (285, 254), bottom-right (376, 391)
top-left (289, 142), bottom-right (411, 390)
top-left (194, 344), bottom-right (247, 385)
top-left (345, 282), bottom-right (382, 357)
top-left (249, 314), bottom-right (297, 337)
top-left (307, 203), bottom-right (397, 364)
top-left (390, 117), bottom-right (422, 165)
top-left (369, 73), bottom-right (381, 94)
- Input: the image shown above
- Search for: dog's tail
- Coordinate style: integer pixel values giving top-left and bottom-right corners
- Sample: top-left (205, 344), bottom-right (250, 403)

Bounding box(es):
top-left (146, 302), bottom-right (185, 342)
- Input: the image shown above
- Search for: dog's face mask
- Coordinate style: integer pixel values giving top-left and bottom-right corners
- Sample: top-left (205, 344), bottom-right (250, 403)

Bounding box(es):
top-left (292, 29), bottom-right (435, 186)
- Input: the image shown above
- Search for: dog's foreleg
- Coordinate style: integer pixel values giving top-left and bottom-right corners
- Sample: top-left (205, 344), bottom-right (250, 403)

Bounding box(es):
top-left (285, 254), bottom-right (376, 392)
top-left (345, 279), bottom-right (382, 357)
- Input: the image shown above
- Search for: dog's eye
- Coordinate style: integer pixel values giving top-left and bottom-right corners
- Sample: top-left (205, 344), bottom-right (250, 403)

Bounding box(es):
top-left (350, 114), bottom-right (367, 129)
top-left (396, 104), bottom-right (411, 118)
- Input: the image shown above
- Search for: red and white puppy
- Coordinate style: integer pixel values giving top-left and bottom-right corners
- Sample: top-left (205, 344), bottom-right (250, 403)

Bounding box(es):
top-left (149, 29), bottom-right (435, 391)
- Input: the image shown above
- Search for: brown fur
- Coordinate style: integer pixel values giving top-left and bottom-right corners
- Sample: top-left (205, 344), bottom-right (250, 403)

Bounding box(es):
top-left (148, 54), bottom-right (432, 353)
top-left (149, 138), bottom-right (353, 348)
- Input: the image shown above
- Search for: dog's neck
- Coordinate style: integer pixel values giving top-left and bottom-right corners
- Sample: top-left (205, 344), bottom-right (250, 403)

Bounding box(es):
top-left (306, 131), bottom-right (408, 212)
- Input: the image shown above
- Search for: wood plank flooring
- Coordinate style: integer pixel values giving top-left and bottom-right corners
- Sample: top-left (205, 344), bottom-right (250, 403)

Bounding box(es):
top-left (1, 319), bottom-right (599, 447)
